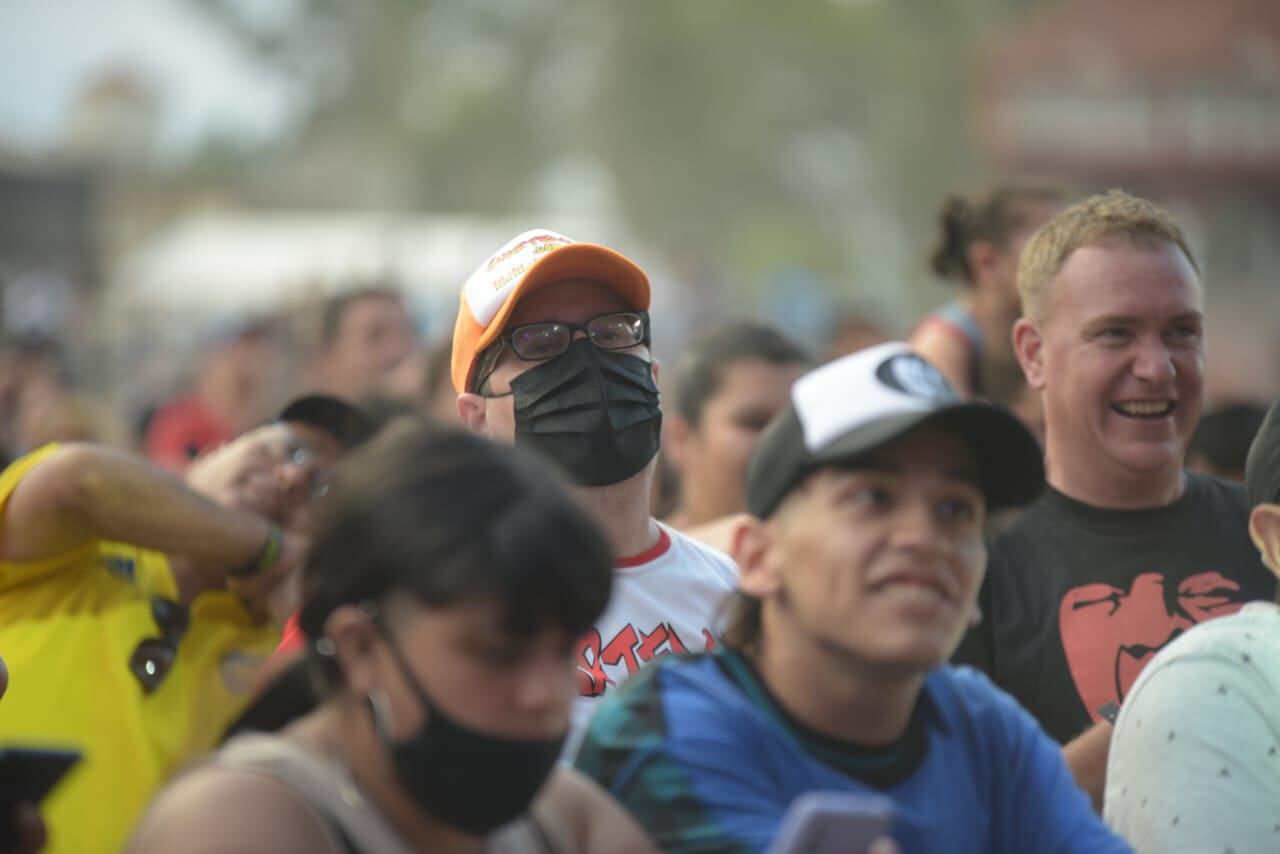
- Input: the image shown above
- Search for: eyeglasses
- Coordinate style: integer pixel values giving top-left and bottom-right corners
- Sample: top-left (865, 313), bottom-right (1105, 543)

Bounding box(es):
top-left (278, 440), bottom-right (332, 499)
top-left (129, 597), bottom-right (190, 694)
top-left (473, 311), bottom-right (650, 392)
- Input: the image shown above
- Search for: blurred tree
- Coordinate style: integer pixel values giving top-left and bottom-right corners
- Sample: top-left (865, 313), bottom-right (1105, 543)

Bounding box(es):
top-left (188, 0), bottom-right (1048, 317)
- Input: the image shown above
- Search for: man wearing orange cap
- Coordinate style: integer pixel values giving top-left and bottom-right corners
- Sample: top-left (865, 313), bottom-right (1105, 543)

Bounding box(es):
top-left (452, 230), bottom-right (738, 757)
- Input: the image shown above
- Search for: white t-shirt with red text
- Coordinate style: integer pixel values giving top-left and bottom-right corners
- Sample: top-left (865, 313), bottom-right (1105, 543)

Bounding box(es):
top-left (566, 521), bottom-right (738, 758)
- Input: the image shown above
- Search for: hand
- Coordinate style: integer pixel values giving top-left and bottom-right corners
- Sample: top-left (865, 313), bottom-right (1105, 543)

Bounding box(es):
top-left (185, 425), bottom-right (293, 520)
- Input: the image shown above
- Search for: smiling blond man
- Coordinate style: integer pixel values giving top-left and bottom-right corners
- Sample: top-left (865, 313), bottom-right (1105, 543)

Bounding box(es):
top-left (954, 191), bottom-right (1276, 805)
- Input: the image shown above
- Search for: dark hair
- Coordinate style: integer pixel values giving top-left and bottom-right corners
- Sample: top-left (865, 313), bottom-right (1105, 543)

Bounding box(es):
top-left (1189, 403), bottom-right (1268, 477)
top-left (299, 424), bottom-right (613, 681)
top-left (320, 286), bottom-right (403, 345)
top-left (674, 321), bottom-right (811, 426)
top-left (353, 395), bottom-right (420, 433)
top-left (929, 185), bottom-right (1064, 284)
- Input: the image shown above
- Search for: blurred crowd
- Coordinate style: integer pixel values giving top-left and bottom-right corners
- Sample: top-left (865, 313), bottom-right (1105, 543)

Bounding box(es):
top-left (1, 186), bottom-right (1278, 854)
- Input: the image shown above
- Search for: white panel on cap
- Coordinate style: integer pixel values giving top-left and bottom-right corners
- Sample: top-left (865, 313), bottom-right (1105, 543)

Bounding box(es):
top-left (463, 229), bottom-right (576, 327)
top-left (791, 342), bottom-right (937, 452)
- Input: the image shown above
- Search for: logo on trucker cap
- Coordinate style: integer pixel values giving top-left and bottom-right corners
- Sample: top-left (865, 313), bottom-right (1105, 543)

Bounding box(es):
top-left (874, 353), bottom-right (957, 403)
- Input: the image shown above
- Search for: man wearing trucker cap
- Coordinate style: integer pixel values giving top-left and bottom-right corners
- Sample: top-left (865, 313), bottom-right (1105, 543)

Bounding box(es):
top-left (574, 343), bottom-right (1127, 852)
top-left (452, 230), bottom-right (737, 757)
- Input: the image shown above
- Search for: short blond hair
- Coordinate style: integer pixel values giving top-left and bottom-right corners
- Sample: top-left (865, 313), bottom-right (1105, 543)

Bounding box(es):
top-left (1018, 190), bottom-right (1199, 323)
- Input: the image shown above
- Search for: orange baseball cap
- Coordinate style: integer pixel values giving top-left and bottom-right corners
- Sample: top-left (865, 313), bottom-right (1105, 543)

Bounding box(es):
top-left (451, 229), bottom-right (651, 393)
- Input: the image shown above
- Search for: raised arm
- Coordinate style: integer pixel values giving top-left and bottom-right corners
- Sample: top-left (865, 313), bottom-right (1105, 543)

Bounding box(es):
top-left (1, 443), bottom-right (273, 586)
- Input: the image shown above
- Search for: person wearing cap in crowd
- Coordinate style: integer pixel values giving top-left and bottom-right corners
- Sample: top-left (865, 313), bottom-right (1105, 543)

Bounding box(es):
top-left (1103, 396), bottom-right (1280, 851)
top-left (573, 343), bottom-right (1126, 852)
top-left (0, 394), bottom-right (370, 854)
top-left (451, 229), bottom-right (738, 757)
top-left (662, 321), bottom-right (811, 553)
top-left (953, 191), bottom-right (1276, 806)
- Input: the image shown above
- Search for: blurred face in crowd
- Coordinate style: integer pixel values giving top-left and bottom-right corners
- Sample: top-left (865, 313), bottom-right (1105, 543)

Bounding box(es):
top-left (326, 295), bottom-right (415, 399)
top-left (329, 594), bottom-right (576, 747)
top-left (969, 200), bottom-right (1058, 364)
top-left (740, 426), bottom-right (987, 674)
top-left (1016, 242), bottom-right (1205, 493)
top-left (202, 331), bottom-right (280, 427)
top-left (667, 358), bottom-right (805, 522)
top-left (987, 202), bottom-right (1058, 316)
top-left (458, 279), bottom-right (654, 446)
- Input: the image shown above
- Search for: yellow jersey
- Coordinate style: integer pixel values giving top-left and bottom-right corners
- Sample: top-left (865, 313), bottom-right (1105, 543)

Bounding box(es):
top-left (0, 445), bottom-right (281, 854)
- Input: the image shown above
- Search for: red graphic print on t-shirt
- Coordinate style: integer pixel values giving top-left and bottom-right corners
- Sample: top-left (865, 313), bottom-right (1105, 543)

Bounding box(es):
top-left (1058, 570), bottom-right (1246, 725)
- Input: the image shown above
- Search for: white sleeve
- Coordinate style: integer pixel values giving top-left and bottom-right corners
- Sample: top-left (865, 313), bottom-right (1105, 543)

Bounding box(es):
top-left (1104, 650), bottom-right (1280, 853)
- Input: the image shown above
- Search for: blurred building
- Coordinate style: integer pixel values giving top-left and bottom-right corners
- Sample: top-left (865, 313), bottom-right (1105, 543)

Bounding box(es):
top-left (0, 155), bottom-right (95, 332)
top-left (59, 67), bottom-right (162, 167)
top-left (979, 0), bottom-right (1280, 187)
top-left (976, 0), bottom-right (1280, 398)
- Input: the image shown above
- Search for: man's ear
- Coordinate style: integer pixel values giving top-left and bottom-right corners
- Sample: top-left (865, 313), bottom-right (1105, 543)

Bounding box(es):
top-left (456, 393), bottom-right (488, 434)
top-left (1012, 318), bottom-right (1046, 391)
top-left (1249, 504), bottom-right (1280, 579)
top-left (732, 515), bottom-right (783, 599)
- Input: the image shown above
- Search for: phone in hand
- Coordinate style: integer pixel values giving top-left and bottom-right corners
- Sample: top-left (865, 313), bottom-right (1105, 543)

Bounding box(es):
top-left (768, 791), bottom-right (895, 854)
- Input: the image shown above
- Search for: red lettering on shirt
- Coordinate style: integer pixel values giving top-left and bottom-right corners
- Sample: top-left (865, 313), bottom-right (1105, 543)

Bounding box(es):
top-left (576, 621), bottom-right (718, 697)
top-left (575, 629), bottom-right (613, 697)
top-left (601, 624), bottom-right (642, 675)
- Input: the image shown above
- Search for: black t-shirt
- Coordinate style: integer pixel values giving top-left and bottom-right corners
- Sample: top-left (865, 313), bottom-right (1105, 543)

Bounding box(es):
top-left (953, 472), bottom-right (1276, 744)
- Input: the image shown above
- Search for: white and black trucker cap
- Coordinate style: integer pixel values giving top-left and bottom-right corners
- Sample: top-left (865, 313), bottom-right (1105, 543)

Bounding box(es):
top-left (746, 342), bottom-right (1045, 518)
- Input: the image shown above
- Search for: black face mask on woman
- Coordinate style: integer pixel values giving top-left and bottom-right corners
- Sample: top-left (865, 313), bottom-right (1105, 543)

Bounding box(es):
top-left (369, 626), bottom-right (565, 836)
top-left (508, 338), bottom-right (662, 487)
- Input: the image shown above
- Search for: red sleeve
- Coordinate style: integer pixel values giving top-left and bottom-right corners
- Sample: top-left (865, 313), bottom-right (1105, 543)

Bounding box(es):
top-left (275, 611), bottom-right (306, 655)
top-left (144, 398), bottom-right (232, 472)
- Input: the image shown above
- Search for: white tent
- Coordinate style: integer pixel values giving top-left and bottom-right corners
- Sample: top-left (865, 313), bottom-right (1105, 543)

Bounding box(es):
top-left (114, 210), bottom-right (626, 313)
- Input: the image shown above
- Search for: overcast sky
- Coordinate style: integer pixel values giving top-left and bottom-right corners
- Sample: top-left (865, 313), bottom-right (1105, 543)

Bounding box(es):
top-left (0, 0), bottom-right (303, 157)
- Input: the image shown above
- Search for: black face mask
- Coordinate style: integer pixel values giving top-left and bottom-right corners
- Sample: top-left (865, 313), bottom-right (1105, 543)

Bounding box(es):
top-left (370, 630), bottom-right (565, 836)
top-left (508, 338), bottom-right (662, 487)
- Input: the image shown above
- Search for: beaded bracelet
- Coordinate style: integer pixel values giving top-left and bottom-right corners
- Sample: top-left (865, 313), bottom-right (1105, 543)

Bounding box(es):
top-left (227, 523), bottom-right (284, 580)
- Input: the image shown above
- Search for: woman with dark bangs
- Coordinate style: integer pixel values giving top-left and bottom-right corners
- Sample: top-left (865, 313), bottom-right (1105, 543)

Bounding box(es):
top-left (129, 424), bottom-right (655, 854)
